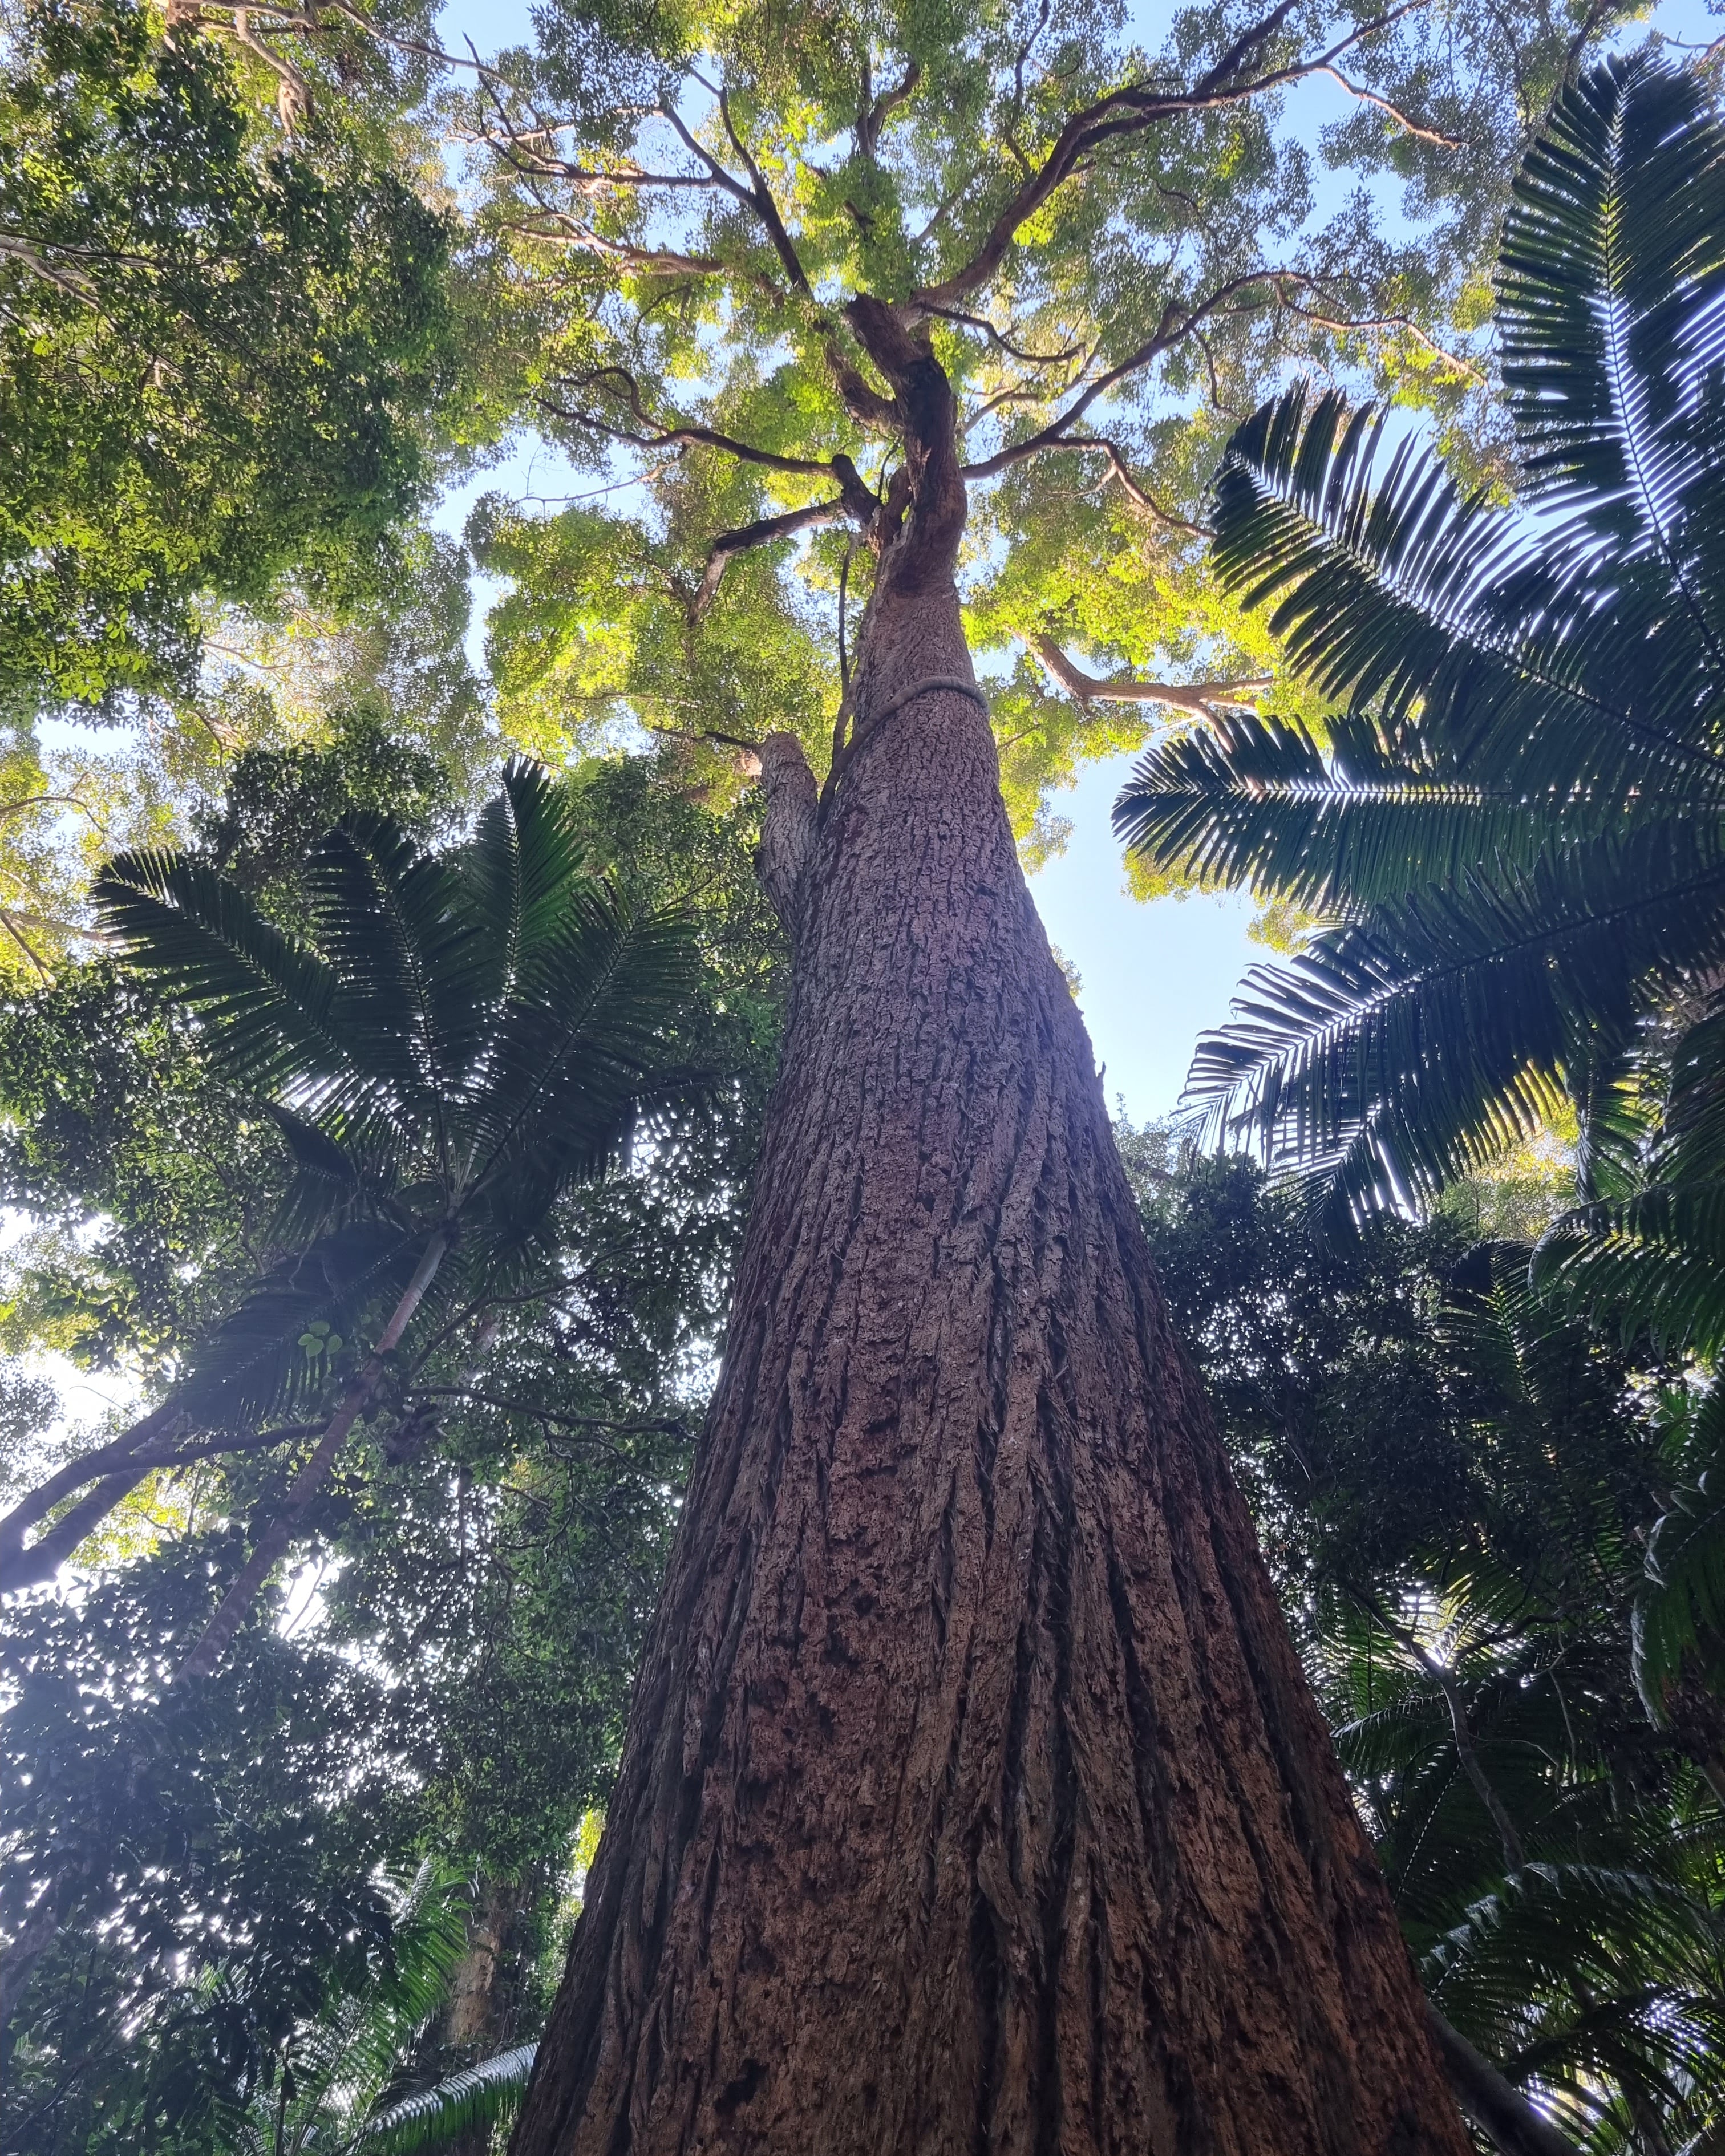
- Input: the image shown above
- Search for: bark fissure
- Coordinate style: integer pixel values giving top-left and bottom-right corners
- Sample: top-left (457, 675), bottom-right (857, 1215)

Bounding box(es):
top-left (512, 325), bottom-right (1469, 2156)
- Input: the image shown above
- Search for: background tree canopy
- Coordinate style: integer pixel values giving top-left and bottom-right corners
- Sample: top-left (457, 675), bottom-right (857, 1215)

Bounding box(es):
top-left (5, 3), bottom-right (1725, 2153)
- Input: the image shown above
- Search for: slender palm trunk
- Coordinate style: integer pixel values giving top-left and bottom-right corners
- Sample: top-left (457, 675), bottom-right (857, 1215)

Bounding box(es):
top-left (1424, 2008), bottom-right (1580, 2156)
top-left (511, 319), bottom-right (1469, 2155)
top-left (0, 1401), bottom-right (185, 1591)
top-left (174, 1233), bottom-right (447, 1684)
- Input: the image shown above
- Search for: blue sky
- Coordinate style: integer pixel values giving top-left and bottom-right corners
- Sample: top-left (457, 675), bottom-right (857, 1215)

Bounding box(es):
top-left (431, 0), bottom-right (1720, 1122)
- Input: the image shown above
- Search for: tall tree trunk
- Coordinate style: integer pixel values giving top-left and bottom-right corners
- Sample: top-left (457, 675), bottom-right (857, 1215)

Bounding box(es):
top-left (513, 315), bottom-right (1469, 2156)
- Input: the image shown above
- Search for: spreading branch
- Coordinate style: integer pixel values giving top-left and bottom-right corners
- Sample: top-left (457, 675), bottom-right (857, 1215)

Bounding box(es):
top-left (468, 128), bottom-right (729, 198)
top-left (1275, 276), bottom-right (1485, 381)
top-left (925, 303), bottom-right (1085, 369)
top-left (961, 273), bottom-right (1273, 479)
top-left (1322, 65), bottom-right (1463, 146)
top-left (1031, 634), bottom-right (1268, 715)
top-left (0, 1414), bottom-right (328, 1595)
top-left (857, 59), bottom-right (922, 159)
top-left (1052, 437), bottom-right (1210, 534)
top-left (0, 232), bottom-right (96, 303)
top-left (503, 213), bottom-right (729, 281)
top-left (907, 0), bottom-right (1435, 317)
top-left (229, 5), bottom-right (310, 131)
top-left (659, 90), bottom-right (812, 298)
top-left (694, 496), bottom-right (851, 617)
top-left (539, 367), bottom-right (845, 484)
top-left (188, 0), bottom-right (529, 102)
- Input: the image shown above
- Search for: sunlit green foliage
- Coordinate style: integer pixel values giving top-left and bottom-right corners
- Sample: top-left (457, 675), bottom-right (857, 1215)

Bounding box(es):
top-left (6, 9), bottom-right (1720, 2153)
top-left (461, 0), bottom-right (1623, 844)
top-left (0, 0), bottom-right (457, 708)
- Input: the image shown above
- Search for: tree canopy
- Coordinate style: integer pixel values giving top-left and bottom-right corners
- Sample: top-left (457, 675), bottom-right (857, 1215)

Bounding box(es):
top-left (0, 0), bottom-right (459, 708)
top-left (457, 0), bottom-right (1621, 821)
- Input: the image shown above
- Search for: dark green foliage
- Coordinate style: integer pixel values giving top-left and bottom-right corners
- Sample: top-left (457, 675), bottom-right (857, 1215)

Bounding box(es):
top-left (1115, 56), bottom-right (1725, 1219)
top-left (192, 709), bottom-right (457, 929)
top-left (1529, 1001), bottom-right (1725, 1738)
top-left (92, 760), bottom-right (700, 1426)
top-left (325, 1363), bottom-right (691, 1878)
top-left (0, 964), bottom-right (285, 1377)
top-left (0, 1549), bottom-right (430, 2153)
top-left (0, 0), bottom-right (457, 706)
top-left (0, 749), bottom-right (782, 2145)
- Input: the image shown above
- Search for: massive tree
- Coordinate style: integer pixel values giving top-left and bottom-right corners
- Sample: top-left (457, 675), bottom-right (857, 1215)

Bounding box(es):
top-left (443, 2), bottom-right (1642, 2149)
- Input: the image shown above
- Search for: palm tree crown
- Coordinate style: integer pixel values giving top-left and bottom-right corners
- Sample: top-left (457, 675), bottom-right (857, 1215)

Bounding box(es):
top-left (13, 757), bottom-right (702, 1671)
top-left (1115, 54), bottom-right (1725, 1219)
top-left (95, 757), bottom-right (697, 1426)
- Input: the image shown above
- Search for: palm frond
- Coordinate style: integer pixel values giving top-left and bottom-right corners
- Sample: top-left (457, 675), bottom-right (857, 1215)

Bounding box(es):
top-left (1425, 1862), bottom-right (1725, 2094)
top-left (1113, 707), bottom-right (1587, 918)
top-left (461, 759), bottom-right (592, 1003)
top-left (263, 1102), bottom-right (366, 1246)
top-left (1208, 381), bottom-right (1725, 810)
top-left (1633, 1446), bottom-right (1725, 1725)
top-left (1187, 817), bottom-right (1725, 1215)
top-left (464, 885), bottom-right (698, 1211)
top-left (1534, 1188), bottom-right (1725, 1359)
top-left (1128, 59), bottom-right (1725, 1227)
top-left (309, 816), bottom-right (491, 1122)
top-left (358, 2042), bottom-right (538, 2155)
top-left (175, 1222), bottom-right (439, 1423)
top-left (223, 1865), bottom-right (472, 2156)
top-left (93, 851), bottom-right (348, 1091)
top-left (1500, 56), bottom-right (1725, 554)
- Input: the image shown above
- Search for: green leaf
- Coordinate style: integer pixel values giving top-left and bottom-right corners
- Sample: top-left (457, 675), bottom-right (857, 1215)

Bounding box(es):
top-left (358, 2042), bottom-right (538, 2155)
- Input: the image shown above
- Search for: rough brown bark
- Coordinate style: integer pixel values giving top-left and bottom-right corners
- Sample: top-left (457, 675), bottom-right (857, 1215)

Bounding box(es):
top-left (447, 1873), bottom-right (530, 2053)
top-left (513, 322), bottom-right (1469, 2156)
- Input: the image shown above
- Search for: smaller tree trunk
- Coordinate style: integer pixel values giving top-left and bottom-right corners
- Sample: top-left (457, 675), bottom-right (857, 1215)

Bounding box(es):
top-left (0, 1403), bottom-right (184, 1587)
top-left (446, 1874), bottom-right (527, 2052)
top-left (174, 1233), bottom-right (447, 1683)
top-left (1424, 2006), bottom-right (1581, 2156)
top-left (440, 1873), bottom-right (534, 2156)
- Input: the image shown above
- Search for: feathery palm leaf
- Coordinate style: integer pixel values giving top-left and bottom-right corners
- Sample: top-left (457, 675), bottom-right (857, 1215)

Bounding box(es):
top-left (222, 1863), bottom-right (472, 2156)
top-left (359, 2041), bottom-right (538, 2154)
top-left (1116, 55), bottom-right (1725, 1217)
top-left (93, 850), bottom-right (351, 1096)
top-left (67, 760), bottom-right (701, 1659)
top-left (1634, 1456), bottom-right (1725, 1727)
